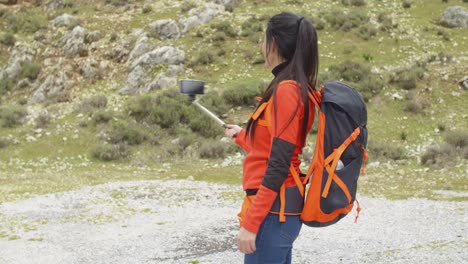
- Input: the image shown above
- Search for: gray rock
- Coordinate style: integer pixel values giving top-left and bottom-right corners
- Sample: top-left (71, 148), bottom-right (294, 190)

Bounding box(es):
top-left (441, 6), bottom-right (468, 28)
top-left (120, 63), bottom-right (185, 94)
top-left (458, 76), bottom-right (468, 90)
top-left (179, 4), bottom-right (223, 33)
top-left (85, 31), bottom-right (102, 44)
top-left (149, 19), bottom-right (180, 40)
top-left (61, 26), bottom-right (88, 57)
top-left (145, 65), bottom-right (185, 92)
top-left (104, 47), bottom-right (129, 63)
top-left (119, 65), bottom-right (152, 95)
top-left (52, 14), bottom-right (79, 28)
top-left (44, 0), bottom-right (66, 10)
top-left (29, 72), bottom-right (69, 104)
top-left (0, 46), bottom-right (35, 79)
top-left (128, 36), bottom-right (154, 62)
top-left (131, 46), bottom-right (185, 69)
top-left (120, 47), bottom-right (185, 94)
top-left (210, 0), bottom-right (237, 7)
top-left (80, 59), bottom-right (102, 80)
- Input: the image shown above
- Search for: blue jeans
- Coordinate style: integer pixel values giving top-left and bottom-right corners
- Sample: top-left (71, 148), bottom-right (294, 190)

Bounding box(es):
top-left (244, 214), bottom-right (302, 264)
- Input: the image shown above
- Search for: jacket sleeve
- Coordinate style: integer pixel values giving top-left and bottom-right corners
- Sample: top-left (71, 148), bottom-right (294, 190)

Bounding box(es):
top-left (241, 82), bottom-right (302, 234)
top-left (234, 129), bottom-right (251, 152)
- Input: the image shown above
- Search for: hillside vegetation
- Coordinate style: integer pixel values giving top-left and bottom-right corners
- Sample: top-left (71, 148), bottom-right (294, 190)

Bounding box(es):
top-left (0, 0), bottom-right (467, 203)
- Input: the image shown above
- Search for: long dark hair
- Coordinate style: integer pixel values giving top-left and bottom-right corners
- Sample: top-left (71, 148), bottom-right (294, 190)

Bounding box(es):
top-left (246, 12), bottom-right (319, 141)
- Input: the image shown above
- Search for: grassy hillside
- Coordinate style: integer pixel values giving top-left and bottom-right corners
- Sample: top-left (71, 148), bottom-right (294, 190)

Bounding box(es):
top-left (0, 0), bottom-right (466, 203)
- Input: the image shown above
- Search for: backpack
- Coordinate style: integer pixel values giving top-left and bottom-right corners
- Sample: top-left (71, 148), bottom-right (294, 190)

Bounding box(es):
top-left (258, 80), bottom-right (368, 227)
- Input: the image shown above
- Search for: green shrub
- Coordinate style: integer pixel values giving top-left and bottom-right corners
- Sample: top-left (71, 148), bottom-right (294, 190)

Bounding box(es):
top-left (212, 32), bottom-right (226, 42)
top-left (421, 143), bottom-right (455, 167)
top-left (0, 77), bottom-right (15, 95)
top-left (367, 140), bottom-right (407, 161)
top-left (0, 32), bottom-right (16, 46)
top-left (421, 130), bottom-right (468, 167)
top-left (327, 62), bottom-right (370, 83)
top-left (444, 130), bottom-right (468, 148)
top-left (7, 9), bottom-right (47, 34)
top-left (310, 16), bottom-right (326, 30)
top-left (377, 12), bottom-right (395, 32)
top-left (19, 62), bottom-right (41, 80)
top-left (390, 65), bottom-right (426, 90)
top-left (198, 91), bottom-right (229, 116)
top-left (358, 77), bottom-right (384, 102)
top-left (127, 90), bottom-right (189, 129)
top-left (199, 140), bottom-right (228, 159)
top-left (325, 9), bottom-right (368, 31)
top-left (223, 81), bottom-right (261, 106)
top-left (92, 143), bottom-right (129, 161)
top-left (181, 0), bottom-right (197, 13)
top-left (187, 109), bottom-right (221, 138)
top-left (357, 25), bottom-right (377, 40)
top-left (142, 4), bottom-right (152, 14)
top-left (437, 29), bottom-right (450, 41)
top-left (195, 50), bottom-right (215, 65)
top-left (76, 95), bottom-right (108, 113)
top-left (402, 0), bottom-right (412, 8)
top-left (0, 105), bottom-right (27, 128)
top-left (240, 17), bottom-right (263, 37)
top-left (107, 121), bottom-right (148, 145)
top-left (212, 20), bottom-right (237, 37)
top-left (105, 0), bottom-right (130, 6)
top-left (0, 137), bottom-right (9, 149)
top-left (341, 0), bottom-right (367, 6)
top-left (35, 113), bottom-right (51, 129)
top-left (404, 94), bottom-right (428, 114)
top-left (92, 110), bottom-right (113, 125)
top-left (63, 0), bottom-right (74, 7)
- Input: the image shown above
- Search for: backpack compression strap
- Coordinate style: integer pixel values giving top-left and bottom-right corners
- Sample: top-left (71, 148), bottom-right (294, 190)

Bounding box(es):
top-left (322, 127), bottom-right (361, 201)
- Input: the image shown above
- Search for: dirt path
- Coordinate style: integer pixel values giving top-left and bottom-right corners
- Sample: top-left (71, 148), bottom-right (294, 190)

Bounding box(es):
top-left (0, 180), bottom-right (466, 263)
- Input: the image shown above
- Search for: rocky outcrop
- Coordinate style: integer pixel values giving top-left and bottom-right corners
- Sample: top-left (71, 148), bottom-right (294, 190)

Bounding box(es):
top-left (148, 20), bottom-right (180, 40)
top-left (52, 14), bottom-right (79, 28)
top-left (43, 0), bottom-right (66, 10)
top-left (61, 26), bottom-right (88, 57)
top-left (128, 36), bottom-right (154, 62)
top-left (0, 46), bottom-right (35, 80)
top-left (119, 47), bottom-right (185, 94)
top-left (130, 46), bottom-right (185, 68)
top-left (29, 72), bottom-right (70, 104)
top-left (441, 6), bottom-right (468, 28)
top-left (458, 76), bottom-right (468, 90)
top-left (179, 3), bottom-right (224, 33)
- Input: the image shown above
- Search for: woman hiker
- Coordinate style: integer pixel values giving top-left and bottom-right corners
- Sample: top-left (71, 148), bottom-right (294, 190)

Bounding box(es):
top-left (224, 12), bottom-right (319, 264)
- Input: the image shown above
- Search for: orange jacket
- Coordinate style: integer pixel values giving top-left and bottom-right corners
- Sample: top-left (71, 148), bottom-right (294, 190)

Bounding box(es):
top-left (235, 80), bottom-right (315, 233)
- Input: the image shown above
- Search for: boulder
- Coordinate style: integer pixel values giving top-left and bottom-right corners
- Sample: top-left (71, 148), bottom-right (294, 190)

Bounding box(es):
top-left (441, 6), bottom-right (468, 28)
top-left (128, 36), bottom-right (154, 62)
top-left (118, 65), bottom-right (151, 95)
top-left (29, 72), bottom-right (70, 104)
top-left (120, 55), bottom-right (185, 94)
top-left (44, 0), bottom-right (66, 10)
top-left (80, 59), bottom-right (102, 80)
top-left (0, 46), bottom-right (35, 80)
top-left (131, 46), bottom-right (185, 68)
top-left (458, 76), bottom-right (468, 90)
top-left (179, 3), bottom-right (224, 33)
top-left (52, 14), bottom-right (79, 28)
top-left (85, 31), bottom-right (103, 44)
top-left (61, 26), bottom-right (88, 57)
top-left (148, 19), bottom-right (180, 39)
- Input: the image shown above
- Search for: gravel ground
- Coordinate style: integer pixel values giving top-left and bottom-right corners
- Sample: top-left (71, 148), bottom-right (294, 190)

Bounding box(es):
top-left (0, 179), bottom-right (466, 264)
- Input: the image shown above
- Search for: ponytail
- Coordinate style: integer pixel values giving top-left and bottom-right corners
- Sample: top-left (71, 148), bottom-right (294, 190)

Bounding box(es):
top-left (246, 12), bottom-right (319, 142)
